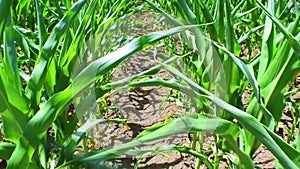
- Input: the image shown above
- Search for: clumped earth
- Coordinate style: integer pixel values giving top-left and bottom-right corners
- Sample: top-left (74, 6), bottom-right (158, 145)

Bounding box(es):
top-left (1, 10), bottom-right (299, 169)
top-left (94, 50), bottom-right (299, 168)
top-left (93, 51), bottom-right (196, 168)
top-left (94, 51), bottom-right (283, 169)
top-left (92, 12), bottom-right (300, 166)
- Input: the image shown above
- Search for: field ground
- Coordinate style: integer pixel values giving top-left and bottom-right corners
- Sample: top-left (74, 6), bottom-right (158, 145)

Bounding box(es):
top-left (0, 1), bottom-right (299, 168)
top-left (90, 49), bottom-right (299, 168)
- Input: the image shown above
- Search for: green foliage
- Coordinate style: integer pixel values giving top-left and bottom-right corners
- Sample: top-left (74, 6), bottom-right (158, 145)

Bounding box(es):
top-left (0, 0), bottom-right (299, 169)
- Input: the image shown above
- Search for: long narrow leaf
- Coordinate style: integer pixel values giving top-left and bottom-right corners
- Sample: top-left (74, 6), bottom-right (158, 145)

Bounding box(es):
top-left (59, 115), bottom-right (251, 168)
top-left (0, 0), bottom-right (12, 42)
top-left (160, 64), bottom-right (300, 169)
top-left (0, 142), bottom-right (15, 160)
top-left (26, 0), bottom-right (89, 110)
top-left (257, 0), bottom-right (300, 58)
top-left (34, 0), bottom-right (47, 47)
top-left (7, 25), bottom-right (199, 169)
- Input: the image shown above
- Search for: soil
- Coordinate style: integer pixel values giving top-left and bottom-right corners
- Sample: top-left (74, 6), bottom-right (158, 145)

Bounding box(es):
top-left (89, 10), bottom-right (300, 168)
top-left (1, 8), bottom-right (299, 169)
top-left (94, 51), bottom-right (279, 169)
top-left (96, 52), bottom-right (196, 169)
top-left (97, 56), bottom-right (299, 169)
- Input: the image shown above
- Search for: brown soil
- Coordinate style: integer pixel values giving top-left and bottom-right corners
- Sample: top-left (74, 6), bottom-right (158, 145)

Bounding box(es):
top-left (90, 9), bottom-right (300, 167)
top-left (92, 45), bottom-right (299, 168)
top-left (1, 8), bottom-right (299, 169)
top-left (93, 51), bottom-right (196, 168)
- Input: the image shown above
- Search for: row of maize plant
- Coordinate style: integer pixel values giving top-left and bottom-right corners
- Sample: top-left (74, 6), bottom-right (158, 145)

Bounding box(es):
top-left (0, 0), bottom-right (299, 168)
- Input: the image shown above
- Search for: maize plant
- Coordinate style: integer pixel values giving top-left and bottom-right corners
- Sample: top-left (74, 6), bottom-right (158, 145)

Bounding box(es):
top-left (0, 0), bottom-right (299, 169)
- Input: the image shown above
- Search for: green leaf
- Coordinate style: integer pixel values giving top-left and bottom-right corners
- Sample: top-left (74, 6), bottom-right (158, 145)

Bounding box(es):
top-left (8, 25), bottom-right (199, 169)
top-left (0, 71), bottom-right (29, 144)
top-left (161, 65), bottom-right (300, 169)
top-left (34, 0), bottom-right (47, 47)
top-left (233, 6), bottom-right (258, 20)
top-left (26, 0), bottom-right (89, 110)
top-left (211, 41), bottom-right (260, 100)
top-left (0, 0), bottom-right (12, 42)
top-left (60, 115), bottom-right (253, 168)
top-left (257, 0), bottom-right (300, 58)
top-left (0, 142), bottom-right (15, 160)
top-left (127, 145), bottom-right (213, 169)
top-left (3, 13), bottom-right (22, 93)
top-left (60, 118), bottom-right (107, 163)
top-left (58, 0), bottom-right (98, 90)
top-left (264, 126), bottom-right (300, 165)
